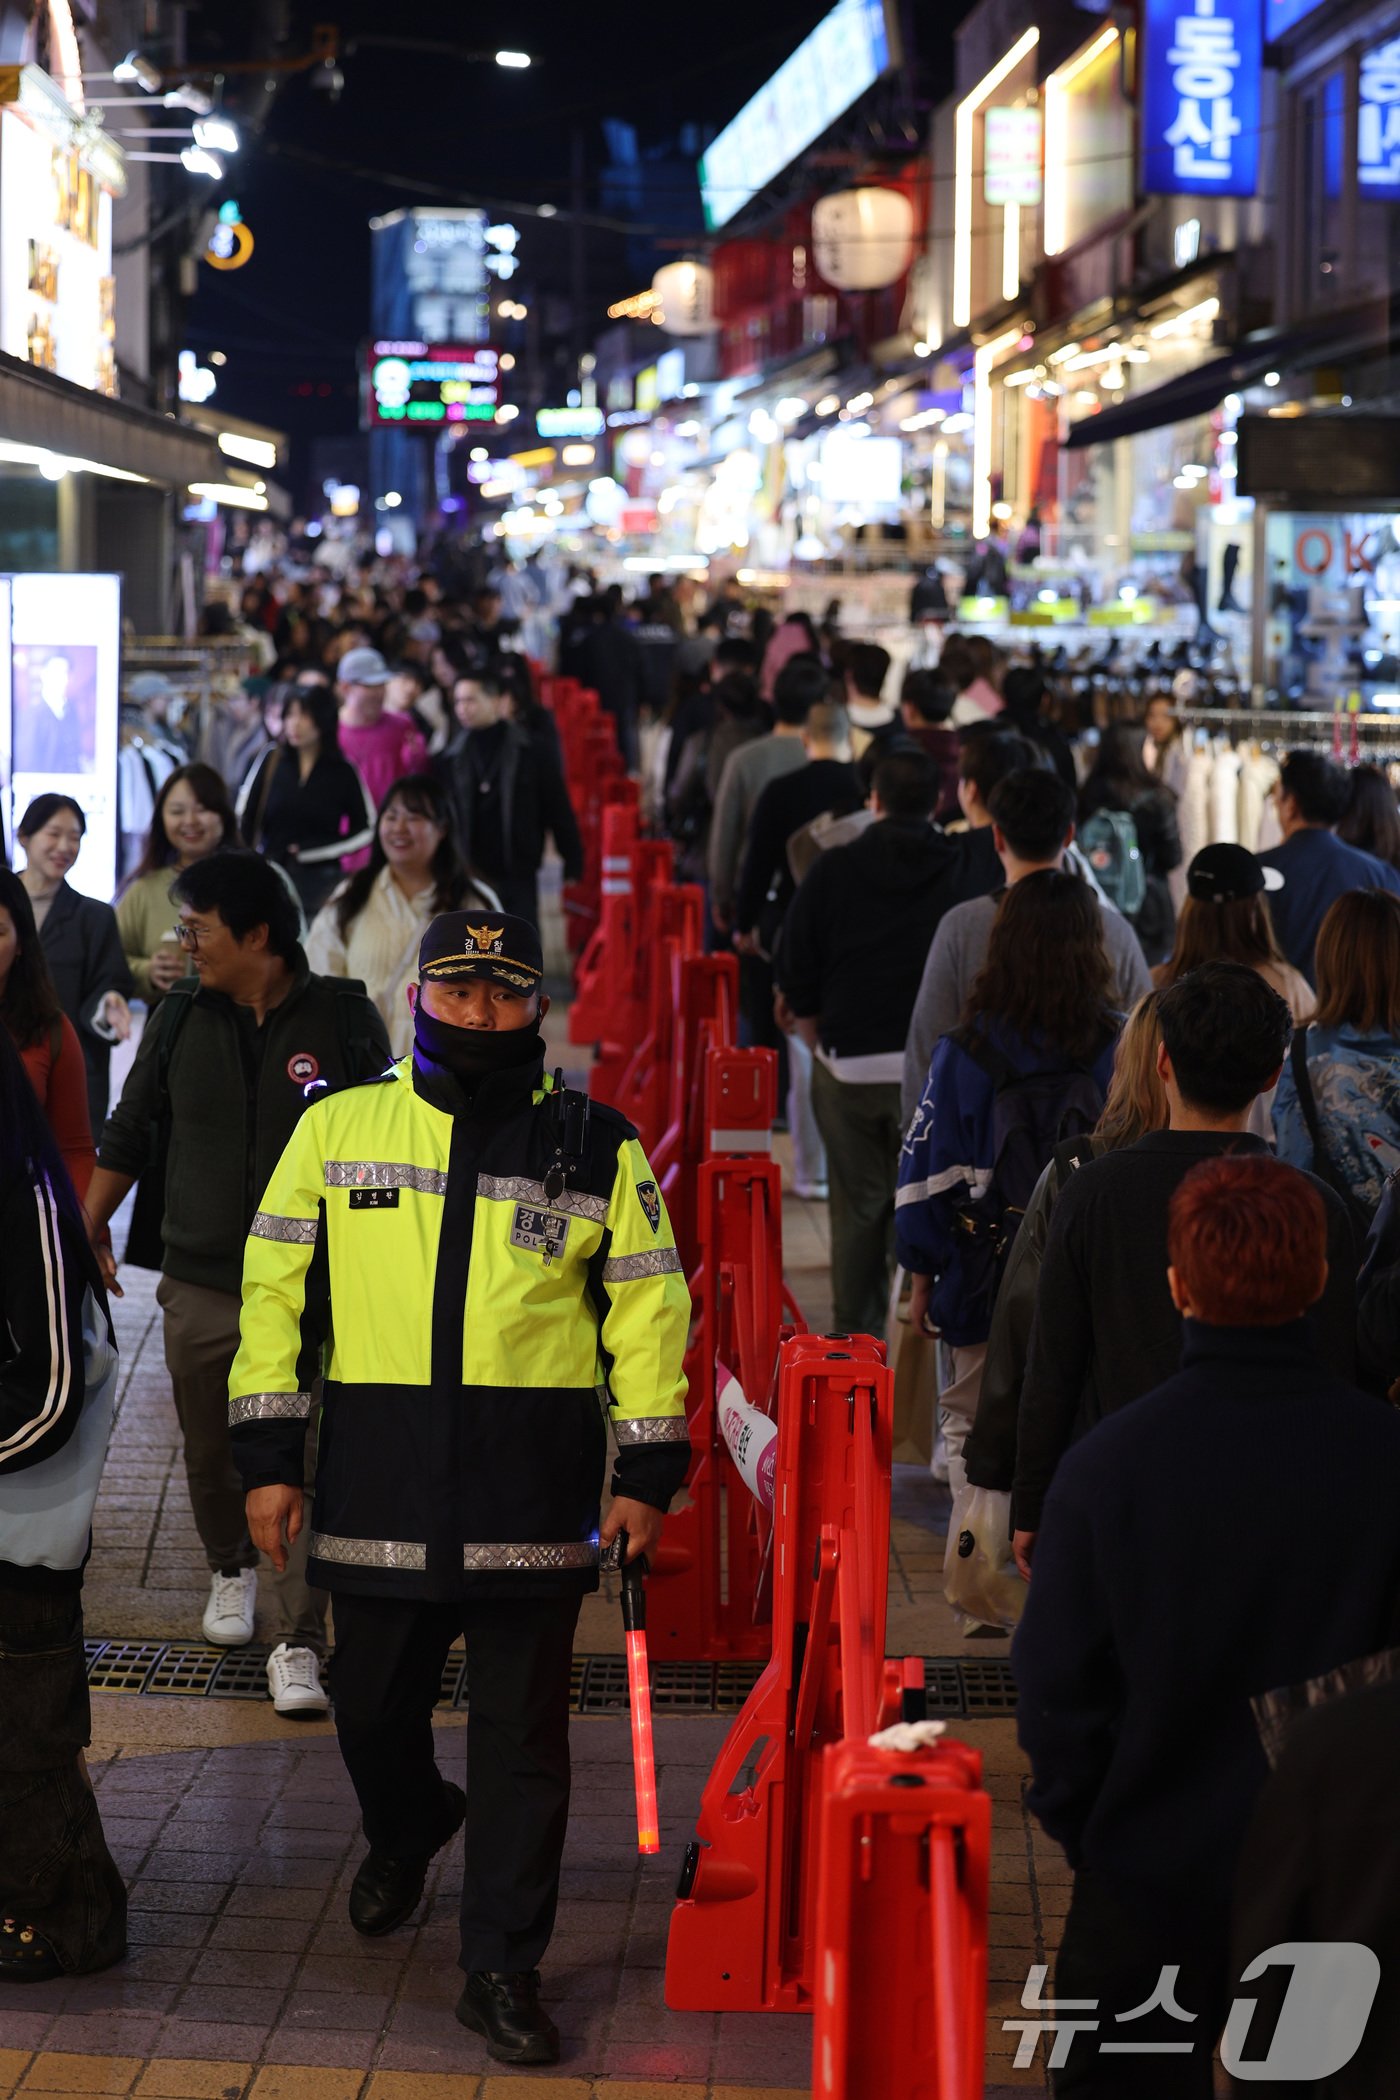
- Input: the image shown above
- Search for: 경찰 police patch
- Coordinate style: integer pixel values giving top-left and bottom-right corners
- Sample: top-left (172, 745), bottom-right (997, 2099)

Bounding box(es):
top-left (636, 1181), bottom-right (661, 1234)
top-left (510, 1203), bottom-right (569, 1262)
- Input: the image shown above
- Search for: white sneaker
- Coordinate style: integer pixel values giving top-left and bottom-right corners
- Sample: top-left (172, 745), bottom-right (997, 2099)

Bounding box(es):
top-left (793, 1181), bottom-right (830, 1201)
top-left (266, 1643), bottom-right (329, 1717)
top-left (202, 1568), bottom-right (257, 1646)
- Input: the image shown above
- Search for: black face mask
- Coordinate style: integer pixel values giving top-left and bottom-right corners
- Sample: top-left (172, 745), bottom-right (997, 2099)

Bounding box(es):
top-left (413, 1002), bottom-right (544, 1084)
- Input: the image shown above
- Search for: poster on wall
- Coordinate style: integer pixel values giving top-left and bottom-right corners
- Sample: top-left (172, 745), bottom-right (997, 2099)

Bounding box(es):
top-left (9, 572), bottom-right (121, 901)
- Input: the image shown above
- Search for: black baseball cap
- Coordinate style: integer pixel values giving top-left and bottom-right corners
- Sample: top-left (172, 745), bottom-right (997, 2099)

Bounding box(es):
top-left (417, 911), bottom-right (543, 993)
top-left (1186, 843), bottom-right (1281, 902)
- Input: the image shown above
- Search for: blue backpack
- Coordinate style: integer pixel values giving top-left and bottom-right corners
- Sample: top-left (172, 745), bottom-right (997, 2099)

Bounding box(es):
top-left (945, 1026), bottom-right (1110, 1331)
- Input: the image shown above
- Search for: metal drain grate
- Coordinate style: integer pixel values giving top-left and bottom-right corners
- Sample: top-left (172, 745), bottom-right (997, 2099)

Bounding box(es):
top-left (924, 1657), bottom-right (1018, 1717)
top-left (82, 1642), bottom-right (1016, 1717)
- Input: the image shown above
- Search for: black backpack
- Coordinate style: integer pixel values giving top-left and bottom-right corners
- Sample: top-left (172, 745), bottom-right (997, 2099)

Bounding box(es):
top-left (945, 1024), bottom-right (1110, 1331)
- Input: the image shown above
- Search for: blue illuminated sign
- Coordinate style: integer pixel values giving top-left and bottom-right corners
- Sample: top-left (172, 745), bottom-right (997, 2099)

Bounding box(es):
top-left (1322, 36), bottom-right (1400, 202)
top-left (1143, 0), bottom-right (1262, 197)
top-left (1266, 0), bottom-right (1324, 40)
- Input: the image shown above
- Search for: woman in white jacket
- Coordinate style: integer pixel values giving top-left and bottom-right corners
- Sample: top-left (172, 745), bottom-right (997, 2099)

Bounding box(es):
top-left (305, 772), bottom-right (501, 1056)
top-left (0, 1025), bottom-right (125, 1981)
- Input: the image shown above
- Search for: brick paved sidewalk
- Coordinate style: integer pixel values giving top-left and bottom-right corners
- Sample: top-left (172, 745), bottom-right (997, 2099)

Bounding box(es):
top-left (0, 1714), bottom-right (1057, 2096)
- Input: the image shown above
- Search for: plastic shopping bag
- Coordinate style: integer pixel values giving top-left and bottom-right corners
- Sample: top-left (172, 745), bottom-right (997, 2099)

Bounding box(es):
top-left (943, 1485), bottom-right (1025, 1634)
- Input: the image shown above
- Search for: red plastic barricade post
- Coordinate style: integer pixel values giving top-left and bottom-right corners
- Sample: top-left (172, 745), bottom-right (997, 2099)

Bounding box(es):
top-left (809, 1737), bottom-right (990, 2100)
top-left (612, 881), bottom-right (704, 1153)
top-left (665, 1331), bottom-right (907, 2011)
top-left (649, 953), bottom-right (738, 1271)
top-left (570, 793), bottom-right (638, 1059)
top-left (647, 1047), bottom-right (790, 1661)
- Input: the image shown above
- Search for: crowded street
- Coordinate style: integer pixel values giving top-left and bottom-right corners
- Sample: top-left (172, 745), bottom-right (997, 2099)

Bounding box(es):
top-left (1, 1), bottom-right (1399, 2097)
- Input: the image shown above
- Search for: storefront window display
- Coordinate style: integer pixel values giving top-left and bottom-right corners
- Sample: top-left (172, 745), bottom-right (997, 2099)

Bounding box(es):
top-left (1262, 509), bottom-right (1400, 698)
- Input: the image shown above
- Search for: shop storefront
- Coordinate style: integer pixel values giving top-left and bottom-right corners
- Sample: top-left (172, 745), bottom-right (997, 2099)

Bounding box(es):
top-left (0, 65), bottom-right (218, 627)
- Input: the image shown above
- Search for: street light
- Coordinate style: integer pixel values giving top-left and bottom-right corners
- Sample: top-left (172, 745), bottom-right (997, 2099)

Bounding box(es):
top-left (495, 50), bottom-right (531, 66)
top-left (180, 145), bottom-right (224, 179)
top-left (113, 50), bottom-right (161, 91)
top-left (193, 117), bottom-right (240, 153)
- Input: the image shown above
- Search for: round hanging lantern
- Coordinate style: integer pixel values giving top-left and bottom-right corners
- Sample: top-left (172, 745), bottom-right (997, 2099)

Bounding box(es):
top-left (811, 187), bottom-right (915, 292)
top-left (652, 259), bottom-right (716, 335)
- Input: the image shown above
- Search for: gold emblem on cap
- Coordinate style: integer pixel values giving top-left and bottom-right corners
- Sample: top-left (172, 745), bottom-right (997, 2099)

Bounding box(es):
top-left (466, 923), bottom-right (505, 953)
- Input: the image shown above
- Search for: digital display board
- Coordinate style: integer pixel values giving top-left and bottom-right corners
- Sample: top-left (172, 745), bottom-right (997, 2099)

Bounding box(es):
top-left (698, 0), bottom-right (899, 230)
top-left (365, 340), bottom-right (501, 426)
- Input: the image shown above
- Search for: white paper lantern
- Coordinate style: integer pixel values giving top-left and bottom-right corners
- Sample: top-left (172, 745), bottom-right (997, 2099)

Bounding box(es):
top-left (652, 260), bottom-right (716, 335)
top-left (811, 187), bottom-right (915, 292)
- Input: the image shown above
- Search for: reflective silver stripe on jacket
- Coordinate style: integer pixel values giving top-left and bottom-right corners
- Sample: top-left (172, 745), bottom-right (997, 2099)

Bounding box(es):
top-left (612, 1415), bottom-right (689, 1445)
top-left (601, 1249), bottom-right (683, 1283)
top-left (229, 1392), bottom-right (312, 1425)
top-left (462, 1540), bottom-right (600, 1572)
top-left (250, 1212), bottom-right (319, 1244)
top-left (476, 1175), bottom-right (609, 1223)
top-left (307, 1534), bottom-right (600, 1574)
top-left (309, 1531), bottom-right (428, 1570)
top-left (324, 1162), bottom-right (448, 1196)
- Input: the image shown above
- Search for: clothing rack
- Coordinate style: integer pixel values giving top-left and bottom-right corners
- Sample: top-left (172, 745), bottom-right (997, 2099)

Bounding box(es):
top-left (1173, 707), bottom-right (1400, 762)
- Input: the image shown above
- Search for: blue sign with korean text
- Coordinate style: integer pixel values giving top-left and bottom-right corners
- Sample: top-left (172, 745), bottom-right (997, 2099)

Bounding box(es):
top-left (1266, 0), bottom-right (1324, 40)
top-left (1143, 0), bottom-right (1262, 197)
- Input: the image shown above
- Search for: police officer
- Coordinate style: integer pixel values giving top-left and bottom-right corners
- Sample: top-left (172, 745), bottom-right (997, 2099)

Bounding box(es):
top-left (228, 911), bottom-right (690, 2065)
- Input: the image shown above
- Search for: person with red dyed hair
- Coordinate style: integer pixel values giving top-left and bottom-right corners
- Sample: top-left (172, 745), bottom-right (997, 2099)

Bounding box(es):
top-left (1013, 1153), bottom-right (1400, 2097)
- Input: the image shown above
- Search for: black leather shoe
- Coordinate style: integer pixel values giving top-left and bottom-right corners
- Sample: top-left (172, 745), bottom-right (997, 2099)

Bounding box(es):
top-left (456, 1968), bottom-right (560, 2064)
top-left (348, 1781), bottom-right (466, 1936)
top-left (0, 1918), bottom-right (64, 1982)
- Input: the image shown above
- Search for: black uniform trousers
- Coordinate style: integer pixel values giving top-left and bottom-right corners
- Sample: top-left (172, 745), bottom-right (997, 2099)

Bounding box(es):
top-left (329, 1589), bottom-right (581, 1974)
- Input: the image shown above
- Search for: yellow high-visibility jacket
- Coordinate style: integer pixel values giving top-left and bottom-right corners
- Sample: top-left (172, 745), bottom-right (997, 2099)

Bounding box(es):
top-left (228, 1053), bottom-right (691, 1600)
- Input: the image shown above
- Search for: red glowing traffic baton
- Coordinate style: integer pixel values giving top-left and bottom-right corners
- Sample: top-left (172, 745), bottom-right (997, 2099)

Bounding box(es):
top-left (619, 1538), bottom-right (660, 1855)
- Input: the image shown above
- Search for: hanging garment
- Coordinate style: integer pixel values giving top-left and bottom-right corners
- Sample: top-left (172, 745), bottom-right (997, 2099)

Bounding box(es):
top-left (1209, 742), bottom-right (1241, 847)
top-left (1238, 749), bottom-right (1279, 854)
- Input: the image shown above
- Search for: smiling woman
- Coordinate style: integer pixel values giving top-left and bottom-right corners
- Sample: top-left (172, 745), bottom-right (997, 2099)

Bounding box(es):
top-left (115, 764), bottom-right (241, 1005)
top-left (305, 773), bottom-right (501, 1056)
top-left (17, 793), bottom-right (134, 1132)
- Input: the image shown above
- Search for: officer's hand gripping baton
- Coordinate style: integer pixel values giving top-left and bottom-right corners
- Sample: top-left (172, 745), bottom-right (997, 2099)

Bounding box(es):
top-left (618, 1535), bottom-right (660, 1856)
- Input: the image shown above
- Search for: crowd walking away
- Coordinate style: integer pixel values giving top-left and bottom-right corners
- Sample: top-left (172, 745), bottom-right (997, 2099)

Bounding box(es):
top-left (5, 553), bottom-right (1400, 2079)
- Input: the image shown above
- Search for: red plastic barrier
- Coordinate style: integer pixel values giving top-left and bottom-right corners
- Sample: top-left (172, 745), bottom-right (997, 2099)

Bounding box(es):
top-left (810, 1738), bottom-right (990, 2100)
top-left (665, 1331), bottom-right (908, 2010)
top-left (570, 796), bottom-right (639, 1052)
top-left (648, 1048), bottom-right (791, 1661)
top-left (649, 953), bottom-right (739, 1271)
top-left (612, 881), bottom-right (704, 1153)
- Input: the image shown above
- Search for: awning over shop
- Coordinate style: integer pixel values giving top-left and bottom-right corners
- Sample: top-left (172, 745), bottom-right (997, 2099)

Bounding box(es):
top-left (1064, 293), bottom-right (1398, 451)
top-left (0, 351), bottom-right (221, 486)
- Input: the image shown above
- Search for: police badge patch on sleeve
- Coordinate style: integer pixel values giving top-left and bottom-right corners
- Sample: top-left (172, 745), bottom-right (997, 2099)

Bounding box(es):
top-left (636, 1181), bottom-right (661, 1234)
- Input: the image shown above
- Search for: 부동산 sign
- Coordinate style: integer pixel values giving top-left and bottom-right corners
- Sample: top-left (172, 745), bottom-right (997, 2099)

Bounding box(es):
top-left (1142, 0), bottom-right (1261, 197)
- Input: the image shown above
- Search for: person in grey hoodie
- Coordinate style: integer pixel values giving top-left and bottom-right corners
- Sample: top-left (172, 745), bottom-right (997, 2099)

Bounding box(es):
top-left (902, 768), bottom-right (1151, 1123)
top-left (0, 1024), bottom-right (125, 1982)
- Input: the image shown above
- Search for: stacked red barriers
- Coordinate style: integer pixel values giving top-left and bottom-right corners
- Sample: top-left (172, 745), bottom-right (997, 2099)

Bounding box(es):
top-left (646, 1048), bottom-right (795, 1659)
top-left (544, 679), bottom-right (993, 2078)
top-left (540, 675), bottom-right (629, 957)
top-left (665, 1332), bottom-right (906, 2013)
top-left (665, 1333), bottom-right (990, 2090)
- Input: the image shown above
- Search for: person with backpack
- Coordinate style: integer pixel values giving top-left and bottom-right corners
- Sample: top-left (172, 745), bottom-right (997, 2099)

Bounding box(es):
top-left (1013, 964), bottom-right (1363, 1576)
top-left (902, 769), bottom-right (1151, 1125)
top-left (896, 871), bottom-right (1122, 1498)
top-left (84, 853), bottom-right (391, 1711)
top-left (1272, 888), bottom-right (1400, 1228)
top-left (1078, 721), bottom-right (1182, 964)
